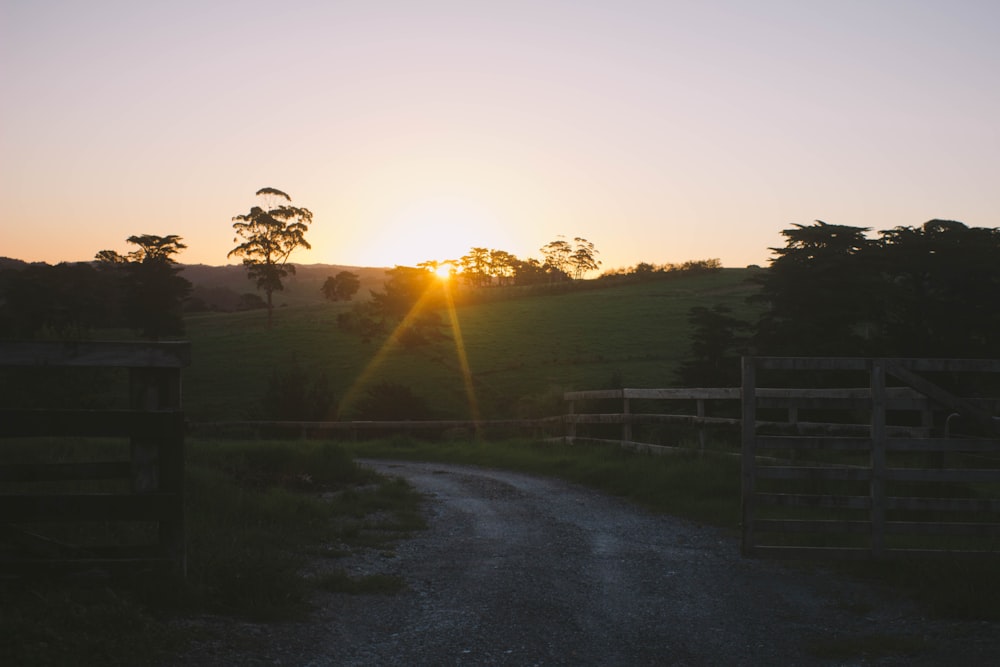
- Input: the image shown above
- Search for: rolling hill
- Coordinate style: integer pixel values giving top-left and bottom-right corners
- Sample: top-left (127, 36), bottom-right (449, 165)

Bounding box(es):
top-left (180, 268), bottom-right (761, 422)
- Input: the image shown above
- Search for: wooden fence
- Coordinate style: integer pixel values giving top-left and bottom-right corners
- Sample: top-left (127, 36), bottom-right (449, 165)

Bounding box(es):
top-left (0, 341), bottom-right (191, 575)
top-left (741, 357), bottom-right (1000, 560)
top-left (563, 388), bottom-right (742, 453)
top-left (192, 417), bottom-right (561, 441)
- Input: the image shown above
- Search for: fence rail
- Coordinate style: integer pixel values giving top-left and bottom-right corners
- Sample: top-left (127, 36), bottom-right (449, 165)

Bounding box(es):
top-left (562, 385), bottom-right (934, 453)
top-left (741, 356), bottom-right (1000, 560)
top-left (0, 341), bottom-right (190, 576)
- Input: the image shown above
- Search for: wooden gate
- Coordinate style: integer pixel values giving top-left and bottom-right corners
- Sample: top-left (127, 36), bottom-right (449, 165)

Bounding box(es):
top-left (0, 341), bottom-right (190, 575)
top-left (741, 357), bottom-right (1000, 559)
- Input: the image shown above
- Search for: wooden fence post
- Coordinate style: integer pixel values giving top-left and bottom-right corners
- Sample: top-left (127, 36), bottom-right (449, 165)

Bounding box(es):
top-left (696, 398), bottom-right (706, 455)
top-left (567, 399), bottom-right (576, 444)
top-left (870, 359), bottom-right (887, 559)
top-left (740, 356), bottom-right (757, 557)
top-left (623, 392), bottom-right (631, 445)
top-left (129, 364), bottom-right (185, 576)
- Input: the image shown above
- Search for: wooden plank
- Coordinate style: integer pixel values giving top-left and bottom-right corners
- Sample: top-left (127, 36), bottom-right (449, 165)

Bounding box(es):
top-left (753, 519), bottom-right (871, 534)
top-left (885, 438), bottom-right (1000, 453)
top-left (885, 497), bottom-right (1000, 512)
top-left (564, 413), bottom-right (740, 426)
top-left (885, 468), bottom-right (1000, 483)
top-left (0, 409), bottom-right (184, 438)
top-left (755, 436), bottom-right (872, 451)
top-left (622, 388), bottom-right (739, 400)
top-left (891, 358), bottom-right (1000, 373)
top-left (754, 357), bottom-right (870, 371)
top-left (0, 461), bottom-right (131, 482)
top-left (748, 545), bottom-right (874, 560)
top-left (885, 521), bottom-right (1000, 537)
top-left (754, 493), bottom-right (871, 509)
top-left (562, 389), bottom-right (622, 401)
top-left (755, 466), bottom-right (871, 481)
top-left (755, 357), bottom-right (1000, 374)
top-left (0, 493), bottom-right (181, 522)
top-left (884, 361), bottom-right (998, 431)
top-left (0, 341), bottom-right (191, 368)
top-left (197, 418), bottom-right (557, 432)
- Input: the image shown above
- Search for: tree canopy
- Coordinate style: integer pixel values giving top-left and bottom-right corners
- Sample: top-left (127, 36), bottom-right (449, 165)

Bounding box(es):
top-left (229, 187), bottom-right (313, 327)
top-left (95, 234), bottom-right (192, 340)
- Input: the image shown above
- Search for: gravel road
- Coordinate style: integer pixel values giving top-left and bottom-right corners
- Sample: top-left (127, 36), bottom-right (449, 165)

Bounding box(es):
top-left (172, 461), bottom-right (1000, 666)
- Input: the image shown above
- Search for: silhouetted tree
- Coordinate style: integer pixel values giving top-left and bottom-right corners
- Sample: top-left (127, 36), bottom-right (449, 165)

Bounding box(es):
top-left (749, 218), bottom-right (1000, 359)
top-left (321, 271), bottom-right (361, 302)
top-left (541, 236), bottom-right (601, 279)
top-left (540, 237), bottom-right (573, 278)
top-left (874, 220), bottom-right (1000, 357)
top-left (0, 262), bottom-right (118, 338)
top-left (512, 257), bottom-right (550, 285)
top-left (750, 221), bottom-right (878, 355)
top-left (460, 247), bottom-right (492, 287)
top-left (675, 305), bottom-right (749, 387)
top-left (347, 266), bottom-right (446, 346)
top-left (95, 234), bottom-right (191, 339)
top-left (568, 237), bottom-right (601, 279)
top-left (229, 187), bottom-right (313, 328)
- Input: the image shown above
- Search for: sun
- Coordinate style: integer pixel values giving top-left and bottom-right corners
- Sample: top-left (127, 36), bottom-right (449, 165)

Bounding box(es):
top-left (434, 262), bottom-right (455, 280)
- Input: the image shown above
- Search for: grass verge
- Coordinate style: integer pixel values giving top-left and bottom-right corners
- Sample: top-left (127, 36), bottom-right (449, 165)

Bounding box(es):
top-left (0, 438), bottom-right (425, 666)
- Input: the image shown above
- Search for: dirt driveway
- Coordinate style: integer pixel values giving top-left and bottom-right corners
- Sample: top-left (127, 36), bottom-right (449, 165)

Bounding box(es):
top-left (174, 461), bottom-right (1000, 666)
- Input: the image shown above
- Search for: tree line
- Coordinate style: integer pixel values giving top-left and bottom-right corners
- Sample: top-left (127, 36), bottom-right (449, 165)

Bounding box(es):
top-left (677, 219), bottom-right (1000, 386)
top-left (0, 187), bottom-right (610, 339)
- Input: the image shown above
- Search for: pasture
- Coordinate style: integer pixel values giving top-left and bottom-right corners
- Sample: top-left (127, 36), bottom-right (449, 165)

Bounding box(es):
top-left (181, 268), bottom-right (758, 422)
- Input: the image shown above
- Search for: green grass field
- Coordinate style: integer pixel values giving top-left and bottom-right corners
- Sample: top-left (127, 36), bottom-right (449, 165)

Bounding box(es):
top-left (181, 268), bottom-right (759, 422)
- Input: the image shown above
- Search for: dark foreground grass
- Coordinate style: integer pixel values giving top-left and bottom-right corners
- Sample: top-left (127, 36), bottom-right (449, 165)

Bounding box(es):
top-left (0, 438), bottom-right (426, 666)
top-left (5, 435), bottom-right (1000, 666)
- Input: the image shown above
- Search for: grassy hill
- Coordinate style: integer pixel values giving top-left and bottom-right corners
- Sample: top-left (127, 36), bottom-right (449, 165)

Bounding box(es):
top-left (181, 263), bottom-right (389, 309)
top-left (181, 268), bottom-right (760, 422)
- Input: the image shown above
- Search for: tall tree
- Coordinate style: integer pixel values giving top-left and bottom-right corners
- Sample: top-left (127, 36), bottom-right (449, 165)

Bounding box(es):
top-left (569, 237), bottom-right (601, 279)
top-left (540, 237), bottom-right (572, 278)
top-left (95, 234), bottom-right (192, 339)
top-left (488, 249), bottom-right (517, 285)
top-left (228, 187), bottom-right (313, 327)
top-left (750, 221), bottom-right (877, 355)
top-left (875, 220), bottom-right (1000, 357)
top-left (460, 247), bottom-right (492, 287)
top-left (675, 305), bottom-right (749, 387)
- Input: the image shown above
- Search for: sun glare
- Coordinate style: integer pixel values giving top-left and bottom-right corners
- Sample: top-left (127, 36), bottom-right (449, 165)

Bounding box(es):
top-left (434, 262), bottom-right (455, 280)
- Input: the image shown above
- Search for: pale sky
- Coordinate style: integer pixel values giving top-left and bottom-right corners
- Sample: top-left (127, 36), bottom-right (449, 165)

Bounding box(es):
top-left (2, 1), bottom-right (998, 271)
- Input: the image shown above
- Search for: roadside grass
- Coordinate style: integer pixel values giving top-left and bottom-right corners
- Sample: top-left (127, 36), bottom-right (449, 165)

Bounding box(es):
top-left (0, 437), bottom-right (425, 666)
top-left (344, 436), bottom-right (742, 529)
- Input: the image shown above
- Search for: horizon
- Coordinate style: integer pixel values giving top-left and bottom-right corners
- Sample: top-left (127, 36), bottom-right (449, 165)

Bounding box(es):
top-left (3, 2), bottom-right (998, 270)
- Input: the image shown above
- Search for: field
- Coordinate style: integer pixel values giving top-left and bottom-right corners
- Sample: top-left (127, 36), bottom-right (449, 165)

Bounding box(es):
top-left (181, 268), bottom-right (759, 422)
top-left (5, 265), bottom-right (1000, 665)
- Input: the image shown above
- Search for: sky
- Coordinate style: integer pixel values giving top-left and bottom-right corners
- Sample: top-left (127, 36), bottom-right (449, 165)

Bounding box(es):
top-left (2, 1), bottom-right (998, 272)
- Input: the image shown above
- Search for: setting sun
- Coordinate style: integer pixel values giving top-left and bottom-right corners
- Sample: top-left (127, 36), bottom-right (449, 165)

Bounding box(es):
top-left (434, 262), bottom-right (455, 280)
